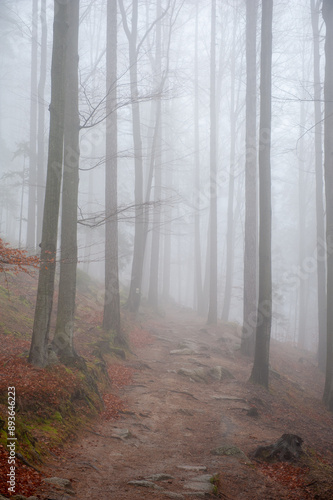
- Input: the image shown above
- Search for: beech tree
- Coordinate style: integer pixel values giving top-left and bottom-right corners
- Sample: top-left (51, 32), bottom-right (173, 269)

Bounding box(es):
top-left (103, 0), bottom-right (123, 342)
top-left (323, 0), bottom-right (333, 410)
top-left (250, 0), bottom-right (273, 388)
top-left (311, 0), bottom-right (326, 371)
top-left (207, 0), bottom-right (218, 325)
top-left (52, 0), bottom-right (80, 360)
top-left (241, 0), bottom-right (258, 357)
top-left (29, 0), bottom-right (68, 367)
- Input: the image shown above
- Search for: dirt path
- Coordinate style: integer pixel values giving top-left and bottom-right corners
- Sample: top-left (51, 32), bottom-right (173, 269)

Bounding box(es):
top-left (35, 310), bottom-right (333, 500)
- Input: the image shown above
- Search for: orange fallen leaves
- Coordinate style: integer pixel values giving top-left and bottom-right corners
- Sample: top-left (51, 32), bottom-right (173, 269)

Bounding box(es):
top-left (0, 444), bottom-right (42, 498)
top-left (0, 238), bottom-right (39, 275)
top-left (257, 462), bottom-right (311, 497)
top-left (129, 325), bottom-right (154, 348)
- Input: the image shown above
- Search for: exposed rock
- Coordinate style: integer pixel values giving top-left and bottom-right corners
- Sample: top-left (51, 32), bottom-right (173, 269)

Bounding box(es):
top-left (208, 366), bottom-right (234, 381)
top-left (177, 366), bottom-right (233, 383)
top-left (42, 477), bottom-right (72, 489)
top-left (177, 465), bottom-right (207, 472)
top-left (170, 349), bottom-right (197, 356)
top-left (110, 428), bottom-right (134, 439)
top-left (252, 433), bottom-right (304, 462)
top-left (148, 473), bottom-right (174, 481)
top-left (162, 493), bottom-right (185, 499)
top-left (128, 480), bottom-right (163, 490)
top-left (211, 445), bottom-right (249, 462)
top-left (183, 474), bottom-right (215, 493)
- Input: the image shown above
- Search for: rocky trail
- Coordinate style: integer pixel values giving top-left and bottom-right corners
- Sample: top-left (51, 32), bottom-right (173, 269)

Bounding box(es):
top-left (34, 309), bottom-right (333, 499)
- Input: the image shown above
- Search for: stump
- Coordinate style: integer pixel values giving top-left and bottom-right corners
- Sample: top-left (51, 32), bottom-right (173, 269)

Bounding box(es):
top-left (252, 433), bottom-right (303, 462)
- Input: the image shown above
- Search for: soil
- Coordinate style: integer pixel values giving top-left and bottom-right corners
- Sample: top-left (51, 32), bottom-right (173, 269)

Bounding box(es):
top-left (34, 307), bottom-right (333, 500)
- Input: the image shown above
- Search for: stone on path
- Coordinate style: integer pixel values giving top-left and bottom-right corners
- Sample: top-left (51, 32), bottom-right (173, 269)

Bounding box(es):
top-left (42, 477), bottom-right (72, 489)
top-left (183, 474), bottom-right (215, 494)
top-left (177, 465), bottom-right (207, 472)
top-left (148, 473), bottom-right (174, 481)
top-left (128, 480), bottom-right (163, 490)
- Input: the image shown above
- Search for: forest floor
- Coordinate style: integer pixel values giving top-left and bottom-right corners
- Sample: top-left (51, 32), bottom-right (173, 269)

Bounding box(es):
top-left (34, 305), bottom-right (333, 500)
top-left (1, 273), bottom-right (333, 499)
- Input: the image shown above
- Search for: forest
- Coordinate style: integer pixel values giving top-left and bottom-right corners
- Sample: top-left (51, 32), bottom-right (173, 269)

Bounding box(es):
top-left (1, 0), bottom-right (333, 499)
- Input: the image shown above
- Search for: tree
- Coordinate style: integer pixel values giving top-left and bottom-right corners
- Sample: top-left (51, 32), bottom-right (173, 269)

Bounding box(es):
top-left (37, 0), bottom-right (47, 247)
top-left (103, 0), bottom-right (123, 343)
top-left (147, 0), bottom-right (163, 311)
top-left (322, 0), bottom-right (333, 410)
top-left (250, 0), bottom-right (273, 388)
top-left (207, 0), bottom-right (218, 325)
top-left (241, 0), bottom-right (258, 357)
top-left (311, 0), bottom-right (327, 371)
top-left (26, 0), bottom-right (38, 252)
top-left (29, 0), bottom-right (68, 367)
top-left (118, 0), bottom-right (145, 313)
top-left (52, 0), bottom-right (80, 360)
top-left (193, 0), bottom-right (204, 315)
top-left (0, 238), bottom-right (38, 275)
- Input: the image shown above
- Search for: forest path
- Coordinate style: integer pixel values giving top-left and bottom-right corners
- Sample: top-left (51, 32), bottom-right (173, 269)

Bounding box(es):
top-left (35, 308), bottom-right (330, 500)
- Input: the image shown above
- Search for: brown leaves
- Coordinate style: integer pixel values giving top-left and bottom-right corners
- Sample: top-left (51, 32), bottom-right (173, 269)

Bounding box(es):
top-left (0, 444), bottom-right (42, 497)
top-left (0, 238), bottom-right (39, 275)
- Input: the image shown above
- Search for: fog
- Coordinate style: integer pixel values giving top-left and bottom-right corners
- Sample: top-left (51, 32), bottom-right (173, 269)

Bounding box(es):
top-left (0, 0), bottom-right (324, 352)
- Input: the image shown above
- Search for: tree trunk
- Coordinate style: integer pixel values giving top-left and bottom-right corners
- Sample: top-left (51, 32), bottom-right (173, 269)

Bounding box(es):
top-left (194, 1), bottom-right (204, 315)
top-left (148, 0), bottom-right (162, 311)
top-left (52, 0), bottom-right (80, 360)
top-left (119, 0), bottom-right (145, 314)
top-left (26, 0), bottom-right (38, 252)
top-left (103, 0), bottom-right (123, 342)
top-left (207, 0), bottom-right (218, 325)
top-left (37, 0), bottom-right (47, 248)
top-left (222, 8), bottom-right (237, 322)
top-left (322, 0), bottom-right (333, 410)
top-left (28, 0), bottom-right (68, 367)
top-left (311, 0), bottom-right (327, 372)
top-left (241, 0), bottom-right (258, 357)
top-left (250, 0), bottom-right (273, 388)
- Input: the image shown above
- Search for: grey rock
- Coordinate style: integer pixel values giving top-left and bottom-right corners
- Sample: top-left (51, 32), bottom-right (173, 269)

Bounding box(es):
top-left (177, 465), bottom-right (207, 472)
top-left (128, 480), bottom-right (163, 490)
top-left (211, 445), bottom-right (250, 462)
top-left (148, 473), bottom-right (174, 481)
top-left (208, 366), bottom-right (234, 381)
top-left (162, 493), bottom-right (185, 499)
top-left (170, 349), bottom-right (197, 356)
top-left (42, 477), bottom-right (72, 489)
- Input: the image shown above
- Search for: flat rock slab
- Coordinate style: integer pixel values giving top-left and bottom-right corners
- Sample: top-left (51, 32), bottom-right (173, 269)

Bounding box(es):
top-left (128, 480), bottom-right (163, 490)
top-left (177, 465), bottom-right (207, 472)
top-left (178, 366), bottom-right (233, 383)
top-left (147, 473), bottom-right (175, 481)
top-left (183, 474), bottom-right (214, 493)
top-left (170, 349), bottom-right (198, 356)
top-left (42, 477), bottom-right (72, 490)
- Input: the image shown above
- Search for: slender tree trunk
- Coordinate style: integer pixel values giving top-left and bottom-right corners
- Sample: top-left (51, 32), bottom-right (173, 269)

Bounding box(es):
top-left (298, 97), bottom-right (307, 350)
top-left (250, 0), bottom-right (273, 388)
top-left (222, 11), bottom-right (237, 322)
top-left (119, 0), bottom-right (145, 313)
top-left (322, 0), bottom-right (333, 410)
top-left (103, 0), bottom-right (123, 342)
top-left (148, 0), bottom-right (162, 311)
top-left (207, 0), bottom-right (217, 325)
top-left (37, 0), bottom-right (47, 247)
top-left (29, 0), bottom-right (68, 367)
top-left (27, 0), bottom-right (38, 251)
top-left (194, 1), bottom-right (203, 315)
top-left (241, 0), bottom-right (258, 357)
top-left (311, 0), bottom-right (327, 371)
top-left (52, 0), bottom-right (80, 360)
